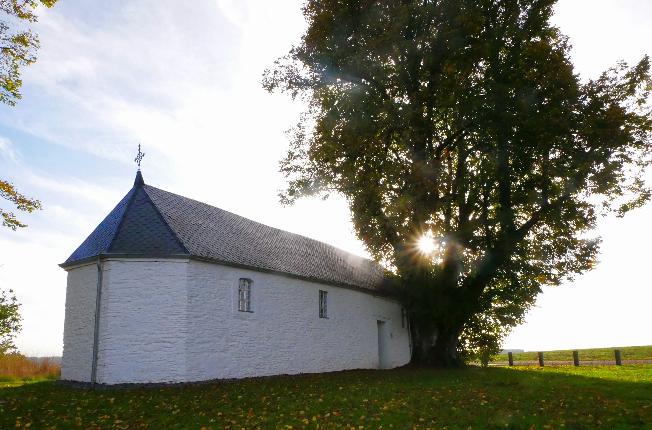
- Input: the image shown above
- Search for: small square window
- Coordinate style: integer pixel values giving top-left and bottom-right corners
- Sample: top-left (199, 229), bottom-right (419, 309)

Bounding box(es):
top-left (319, 290), bottom-right (328, 318)
top-left (238, 278), bottom-right (252, 312)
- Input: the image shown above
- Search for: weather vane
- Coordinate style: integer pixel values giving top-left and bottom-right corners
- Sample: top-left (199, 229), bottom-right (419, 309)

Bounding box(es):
top-left (134, 144), bottom-right (145, 170)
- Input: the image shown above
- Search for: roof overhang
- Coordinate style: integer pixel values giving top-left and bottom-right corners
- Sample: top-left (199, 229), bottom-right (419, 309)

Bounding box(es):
top-left (59, 253), bottom-right (191, 270)
top-left (59, 253), bottom-right (396, 299)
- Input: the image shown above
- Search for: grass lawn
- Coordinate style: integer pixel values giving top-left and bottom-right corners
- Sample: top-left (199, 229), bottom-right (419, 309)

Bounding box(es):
top-left (495, 345), bottom-right (652, 363)
top-left (1, 366), bottom-right (651, 429)
top-left (0, 375), bottom-right (58, 388)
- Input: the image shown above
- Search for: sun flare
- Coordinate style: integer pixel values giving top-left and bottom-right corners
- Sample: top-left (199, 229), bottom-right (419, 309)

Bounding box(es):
top-left (417, 232), bottom-right (437, 255)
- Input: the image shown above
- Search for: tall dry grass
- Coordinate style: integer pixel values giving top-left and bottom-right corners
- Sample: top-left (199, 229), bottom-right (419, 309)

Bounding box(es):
top-left (0, 354), bottom-right (60, 379)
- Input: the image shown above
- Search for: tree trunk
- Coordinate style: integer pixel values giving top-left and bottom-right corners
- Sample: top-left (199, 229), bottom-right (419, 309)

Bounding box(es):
top-left (410, 322), bottom-right (464, 367)
top-left (429, 327), bottom-right (464, 367)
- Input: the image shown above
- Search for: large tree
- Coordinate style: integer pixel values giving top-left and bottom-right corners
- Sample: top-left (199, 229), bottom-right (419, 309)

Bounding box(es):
top-left (0, 0), bottom-right (54, 229)
top-left (264, 0), bottom-right (652, 365)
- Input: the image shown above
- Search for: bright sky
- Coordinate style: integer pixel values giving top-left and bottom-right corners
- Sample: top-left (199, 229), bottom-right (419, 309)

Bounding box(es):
top-left (0, 0), bottom-right (650, 356)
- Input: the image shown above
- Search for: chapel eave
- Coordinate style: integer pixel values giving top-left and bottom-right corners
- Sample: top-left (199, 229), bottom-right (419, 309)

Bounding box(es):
top-left (59, 253), bottom-right (393, 298)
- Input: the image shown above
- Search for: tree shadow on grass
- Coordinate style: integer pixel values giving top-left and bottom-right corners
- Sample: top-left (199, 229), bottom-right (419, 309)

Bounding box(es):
top-left (0, 366), bottom-right (650, 429)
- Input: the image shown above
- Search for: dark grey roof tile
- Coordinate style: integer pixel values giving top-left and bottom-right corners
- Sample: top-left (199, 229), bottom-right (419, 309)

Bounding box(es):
top-left (143, 185), bottom-right (384, 289)
top-left (63, 188), bottom-right (135, 264)
top-left (109, 187), bottom-right (187, 256)
top-left (62, 173), bottom-right (384, 290)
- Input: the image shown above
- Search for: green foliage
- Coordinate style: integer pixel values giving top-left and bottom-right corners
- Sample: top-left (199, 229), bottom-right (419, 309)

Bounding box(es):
top-left (0, 287), bottom-right (21, 354)
top-left (0, 179), bottom-right (41, 230)
top-left (459, 312), bottom-right (508, 366)
top-left (0, 1), bottom-right (52, 229)
top-left (1, 366), bottom-right (652, 428)
top-left (0, 0), bottom-right (57, 105)
top-left (264, 0), bottom-right (652, 364)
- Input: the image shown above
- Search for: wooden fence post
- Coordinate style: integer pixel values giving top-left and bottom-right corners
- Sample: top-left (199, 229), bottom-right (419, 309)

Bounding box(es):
top-left (538, 352), bottom-right (544, 367)
top-left (573, 350), bottom-right (579, 366)
top-left (615, 349), bottom-right (622, 366)
top-left (508, 351), bottom-right (514, 366)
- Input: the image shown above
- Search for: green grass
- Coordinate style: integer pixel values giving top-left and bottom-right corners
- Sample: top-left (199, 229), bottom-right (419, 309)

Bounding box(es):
top-left (0, 375), bottom-right (58, 388)
top-left (496, 345), bottom-right (652, 363)
top-left (1, 366), bottom-right (652, 429)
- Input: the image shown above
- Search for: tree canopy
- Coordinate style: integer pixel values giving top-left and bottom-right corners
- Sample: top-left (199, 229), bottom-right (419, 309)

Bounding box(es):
top-left (264, 0), bottom-right (652, 364)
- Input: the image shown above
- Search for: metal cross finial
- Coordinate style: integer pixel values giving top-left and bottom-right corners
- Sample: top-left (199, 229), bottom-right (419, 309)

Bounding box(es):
top-left (134, 144), bottom-right (145, 170)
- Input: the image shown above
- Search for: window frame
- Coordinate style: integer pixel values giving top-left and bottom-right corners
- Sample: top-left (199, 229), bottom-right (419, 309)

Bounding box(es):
top-left (238, 278), bottom-right (253, 313)
top-left (319, 290), bottom-right (328, 319)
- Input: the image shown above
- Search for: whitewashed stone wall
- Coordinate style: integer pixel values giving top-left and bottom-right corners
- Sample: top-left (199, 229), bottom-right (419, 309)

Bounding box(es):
top-left (61, 258), bottom-right (411, 384)
top-left (185, 260), bottom-right (411, 381)
top-left (96, 259), bottom-right (189, 384)
top-left (61, 263), bottom-right (98, 382)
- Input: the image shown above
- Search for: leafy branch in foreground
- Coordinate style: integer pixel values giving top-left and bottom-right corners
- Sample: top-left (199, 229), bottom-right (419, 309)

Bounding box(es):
top-left (0, 0), bottom-right (54, 228)
top-left (0, 0), bottom-right (57, 105)
top-left (0, 179), bottom-right (41, 230)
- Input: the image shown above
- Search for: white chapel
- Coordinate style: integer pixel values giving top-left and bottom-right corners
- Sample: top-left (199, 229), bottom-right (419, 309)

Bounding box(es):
top-left (60, 170), bottom-right (411, 384)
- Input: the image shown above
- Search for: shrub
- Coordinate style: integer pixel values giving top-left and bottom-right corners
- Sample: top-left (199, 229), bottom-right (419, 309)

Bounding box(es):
top-left (0, 353), bottom-right (60, 379)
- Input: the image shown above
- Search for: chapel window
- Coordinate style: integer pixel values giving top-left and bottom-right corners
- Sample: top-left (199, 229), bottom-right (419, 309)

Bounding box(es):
top-left (238, 278), bottom-right (252, 312)
top-left (319, 290), bottom-right (328, 318)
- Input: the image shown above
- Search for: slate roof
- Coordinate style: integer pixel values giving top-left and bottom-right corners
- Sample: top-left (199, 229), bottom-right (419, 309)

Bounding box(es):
top-left (62, 171), bottom-right (385, 291)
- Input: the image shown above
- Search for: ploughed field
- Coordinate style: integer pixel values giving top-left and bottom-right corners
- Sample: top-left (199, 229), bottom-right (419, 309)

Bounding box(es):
top-left (1, 366), bottom-right (652, 429)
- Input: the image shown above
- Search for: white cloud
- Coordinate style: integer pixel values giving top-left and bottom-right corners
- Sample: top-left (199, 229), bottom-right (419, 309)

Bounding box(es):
top-left (24, 172), bottom-right (121, 207)
top-left (0, 136), bottom-right (18, 162)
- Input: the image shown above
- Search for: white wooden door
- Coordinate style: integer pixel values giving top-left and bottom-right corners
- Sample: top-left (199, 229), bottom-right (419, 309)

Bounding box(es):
top-left (377, 320), bottom-right (389, 369)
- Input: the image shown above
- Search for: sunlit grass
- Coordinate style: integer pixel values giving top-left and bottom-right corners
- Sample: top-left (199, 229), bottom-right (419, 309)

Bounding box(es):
top-left (495, 345), bottom-right (652, 363)
top-left (1, 365), bottom-right (650, 429)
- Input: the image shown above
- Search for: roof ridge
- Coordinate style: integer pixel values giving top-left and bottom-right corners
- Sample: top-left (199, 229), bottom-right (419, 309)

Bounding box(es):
top-left (142, 184), bottom-right (377, 266)
top-left (106, 187), bottom-right (138, 254)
